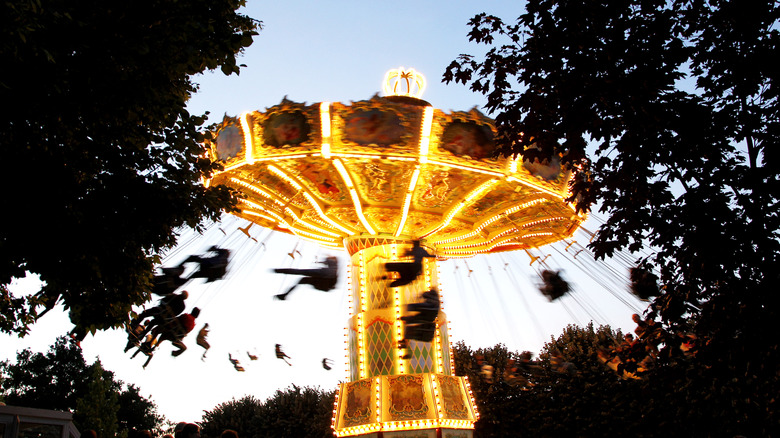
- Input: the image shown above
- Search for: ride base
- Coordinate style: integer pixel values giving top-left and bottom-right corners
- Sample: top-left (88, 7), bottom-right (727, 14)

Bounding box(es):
top-left (332, 238), bottom-right (478, 437)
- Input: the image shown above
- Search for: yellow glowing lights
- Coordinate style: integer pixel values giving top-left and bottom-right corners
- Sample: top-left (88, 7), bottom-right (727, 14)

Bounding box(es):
top-left (434, 330), bottom-right (444, 374)
top-left (423, 179), bottom-right (498, 238)
top-left (432, 197), bottom-right (549, 245)
top-left (211, 71), bottom-right (588, 438)
top-left (507, 175), bottom-right (567, 198)
top-left (428, 159), bottom-right (504, 177)
top-left (419, 106), bottom-right (434, 163)
top-left (394, 293), bottom-right (404, 371)
top-left (508, 154), bottom-right (520, 173)
top-left (333, 159), bottom-right (376, 234)
top-left (383, 67), bottom-right (426, 98)
top-left (394, 166), bottom-right (421, 236)
top-left (207, 99), bottom-right (582, 259)
top-left (357, 313), bottom-right (366, 379)
top-left (265, 165), bottom-right (355, 235)
top-left (240, 112), bottom-right (253, 163)
top-left (320, 102), bottom-right (332, 158)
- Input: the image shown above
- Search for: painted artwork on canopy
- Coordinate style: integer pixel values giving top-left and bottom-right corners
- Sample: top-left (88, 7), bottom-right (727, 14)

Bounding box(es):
top-left (296, 161), bottom-right (344, 200)
top-left (439, 122), bottom-right (495, 160)
top-left (388, 374), bottom-right (429, 420)
top-left (417, 169), bottom-right (478, 209)
top-left (343, 380), bottom-right (373, 427)
top-left (263, 111), bottom-right (310, 147)
top-left (344, 109), bottom-right (404, 146)
top-left (215, 126), bottom-right (242, 161)
top-left (439, 376), bottom-right (470, 420)
top-left (523, 155), bottom-right (562, 181)
top-left (360, 161), bottom-right (414, 203)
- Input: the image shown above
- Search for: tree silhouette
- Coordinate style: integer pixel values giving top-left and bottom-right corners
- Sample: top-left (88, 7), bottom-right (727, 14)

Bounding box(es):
top-left (0, 337), bottom-right (163, 435)
top-left (445, 1), bottom-right (778, 434)
top-left (200, 386), bottom-right (334, 438)
top-left (452, 324), bottom-right (636, 437)
top-left (0, 0), bottom-right (260, 336)
top-left (200, 395), bottom-right (263, 438)
top-left (75, 362), bottom-right (121, 438)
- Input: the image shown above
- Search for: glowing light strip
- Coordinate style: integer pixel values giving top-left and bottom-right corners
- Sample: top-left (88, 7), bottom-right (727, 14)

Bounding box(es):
top-left (432, 198), bottom-right (547, 244)
top-left (240, 199), bottom-right (289, 225)
top-left (419, 106), bottom-right (433, 164)
top-left (240, 112), bottom-right (254, 164)
top-left (508, 154), bottom-right (520, 173)
top-left (332, 386), bottom-right (341, 430)
top-left (507, 175), bottom-right (566, 199)
top-left (395, 285), bottom-right (403, 373)
top-left (297, 220), bottom-right (343, 237)
top-left (335, 418), bottom-right (475, 436)
top-left (231, 177), bottom-right (286, 206)
top-left (320, 102), bottom-right (331, 159)
top-left (358, 312), bottom-right (365, 379)
top-left (249, 153), bottom-right (311, 162)
top-left (374, 377), bottom-right (381, 421)
top-left (233, 176), bottom-right (344, 239)
top-left (432, 375), bottom-right (443, 420)
top-left (266, 165), bottom-right (302, 189)
top-left (301, 192), bottom-right (354, 234)
top-left (239, 199), bottom-right (292, 230)
top-left (435, 328), bottom-right (444, 375)
top-left (346, 265), bottom-right (353, 380)
top-left (422, 179), bottom-right (498, 238)
top-left (442, 221), bottom-right (561, 251)
top-left (359, 252), bottom-right (367, 312)
top-left (266, 166), bottom-right (355, 235)
top-left (391, 244), bottom-right (404, 372)
top-left (394, 166), bottom-right (421, 237)
top-left (464, 376), bottom-right (479, 419)
top-left (439, 231), bottom-right (557, 256)
top-left (357, 251), bottom-right (367, 379)
top-left (437, 263), bottom-right (453, 375)
top-left (333, 159), bottom-right (376, 234)
top-left (427, 159), bottom-right (504, 176)
top-left (331, 152), bottom-right (416, 162)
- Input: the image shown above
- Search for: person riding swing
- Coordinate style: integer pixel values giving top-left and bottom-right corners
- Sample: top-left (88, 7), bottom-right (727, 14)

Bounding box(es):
top-left (383, 240), bottom-right (435, 288)
top-left (272, 256), bottom-right (339, 300)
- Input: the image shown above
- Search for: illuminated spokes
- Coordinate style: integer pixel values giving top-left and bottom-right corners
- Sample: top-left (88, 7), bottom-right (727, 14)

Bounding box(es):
top-left (436, 210), bottom-right (574, 256)
top-left (238, 197), bottom-right (341, 246)
top-left (432, 197), bottom-right (548, 245)
top-left (266, 165), bottom-right (356, 235)
top-left (333, 158), bottom-right (376, 234)
top-left (231, 172), bottom-right (352, 246)
top-left (421, 179), bottom-right (499, 238)
top-left (394, 166), bottom-right (421, 237)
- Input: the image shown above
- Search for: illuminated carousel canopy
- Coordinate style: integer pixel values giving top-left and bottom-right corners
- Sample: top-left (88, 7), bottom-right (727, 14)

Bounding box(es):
top-left (204, 68), bottom-right (585, 257)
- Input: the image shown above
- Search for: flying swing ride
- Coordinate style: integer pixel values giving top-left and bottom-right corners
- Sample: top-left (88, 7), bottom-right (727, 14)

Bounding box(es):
top-left (199, 68), bottom-right (588, 437)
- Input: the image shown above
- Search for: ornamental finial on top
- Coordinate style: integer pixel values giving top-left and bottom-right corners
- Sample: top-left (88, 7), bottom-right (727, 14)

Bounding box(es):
top-left (383, 67), bottom-right (426, 99)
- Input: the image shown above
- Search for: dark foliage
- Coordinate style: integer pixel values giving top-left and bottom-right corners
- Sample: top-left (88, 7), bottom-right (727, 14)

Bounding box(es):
top-left (453, 324), bottom-right (640, 437)
top-left (0, 337), bottom-right (163, 435)
top-left (445, 1), bottom-right (779, 435)
top-left (199, 386), bottom-right (335, 438)
top-left (200, 395), bottom-right (263, 438)
top-left (0, 0), bottom-right (260, 335)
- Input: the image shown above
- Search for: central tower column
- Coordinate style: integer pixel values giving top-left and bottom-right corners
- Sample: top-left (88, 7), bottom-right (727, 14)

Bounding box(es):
top-left (332, 237), bottom-right (478, 438)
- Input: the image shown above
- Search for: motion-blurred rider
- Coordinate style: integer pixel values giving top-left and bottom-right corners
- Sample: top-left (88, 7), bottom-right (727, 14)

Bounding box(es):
top-left (272, 256), bottom-right (339, 300)
top-left (383, 241), bottom-right (435, 288)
